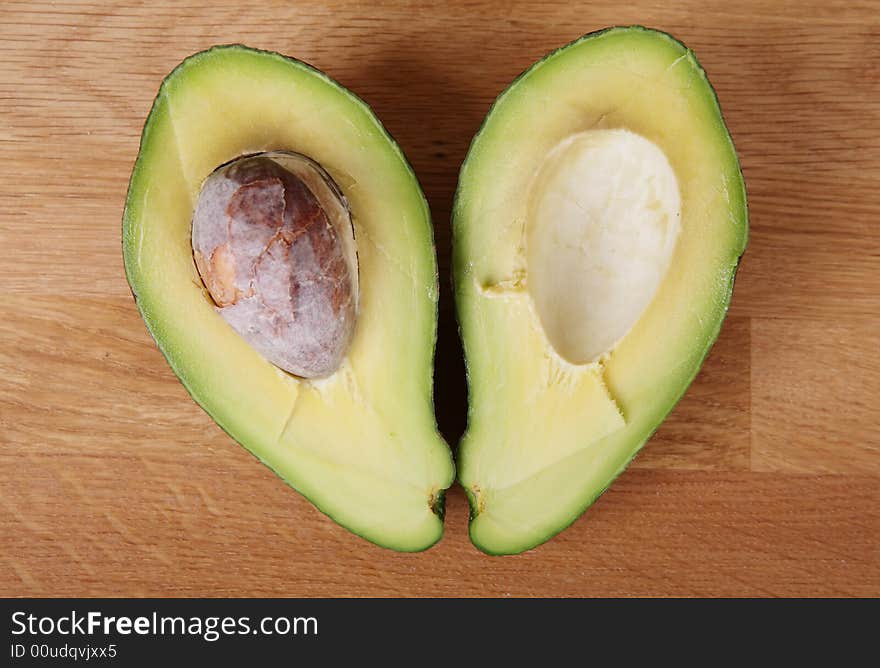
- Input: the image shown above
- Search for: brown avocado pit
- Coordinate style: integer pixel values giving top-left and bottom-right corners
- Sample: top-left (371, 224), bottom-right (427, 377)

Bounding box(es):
top-left (191, 151), bottom-right (358, 378)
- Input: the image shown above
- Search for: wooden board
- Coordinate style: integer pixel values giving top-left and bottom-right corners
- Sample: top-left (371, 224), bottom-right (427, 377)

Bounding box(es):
top-left (1, 0), bottom-right (878, 597)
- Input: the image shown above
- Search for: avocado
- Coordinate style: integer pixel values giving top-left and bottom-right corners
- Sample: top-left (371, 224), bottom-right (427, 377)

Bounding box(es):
top-left (453, 27), bottom-right (748, 554)
top-left (123, 45), bottom-right (454, 551)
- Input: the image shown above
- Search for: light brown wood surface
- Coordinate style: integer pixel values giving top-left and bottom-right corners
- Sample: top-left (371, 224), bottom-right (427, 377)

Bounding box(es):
top-left (1, 1), bottom-right (878, 597)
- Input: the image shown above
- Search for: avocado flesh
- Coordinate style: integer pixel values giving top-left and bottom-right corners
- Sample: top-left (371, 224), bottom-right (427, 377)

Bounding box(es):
top-left (123, 46), bottom-right (454, 551)
top-left (453, 27), bottom-right (748, 555)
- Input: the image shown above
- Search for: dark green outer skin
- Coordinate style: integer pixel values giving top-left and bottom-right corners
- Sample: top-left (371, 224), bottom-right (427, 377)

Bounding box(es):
top-left (122, 44), bottom-right (451, 552)
top-left (452, 26), bottom-right (749, 555)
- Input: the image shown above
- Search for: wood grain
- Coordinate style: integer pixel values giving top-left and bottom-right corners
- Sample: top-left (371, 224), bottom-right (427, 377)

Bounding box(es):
top-left (751, 318), bottom-right (880, 474)
top-left (1, 0), bottom-right (878, 597)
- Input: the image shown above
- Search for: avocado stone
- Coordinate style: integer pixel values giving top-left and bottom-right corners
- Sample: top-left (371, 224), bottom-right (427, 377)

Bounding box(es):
top-left (123, 45), bottom-right (454, 551)
top-left (453, 27), bottom-right (748, 554)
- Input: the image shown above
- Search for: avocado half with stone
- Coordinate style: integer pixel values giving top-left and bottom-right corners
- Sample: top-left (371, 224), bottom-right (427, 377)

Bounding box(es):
top-left (453, 27), bottom-right (748, 554)
top-left (123, 45), bottom-right (454, 551)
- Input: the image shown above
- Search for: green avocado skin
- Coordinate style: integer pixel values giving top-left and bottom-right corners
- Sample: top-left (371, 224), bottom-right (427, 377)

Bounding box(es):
top-left (122, 45), bottom-right (452, 553)
top-left (452, 26), bottom-right (748, 555)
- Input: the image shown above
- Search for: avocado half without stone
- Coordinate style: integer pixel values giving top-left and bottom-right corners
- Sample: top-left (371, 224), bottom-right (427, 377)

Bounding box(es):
top-left (453, 27), bottom-right (748, 554)
top-left (123, 45), bottom-right (454, 551)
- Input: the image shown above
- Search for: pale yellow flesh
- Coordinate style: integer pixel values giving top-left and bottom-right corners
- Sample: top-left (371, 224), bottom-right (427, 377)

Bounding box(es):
top-left (125, 48), bottom-right (453, 550)
top-left (455, 29), bottom-right (747, 553)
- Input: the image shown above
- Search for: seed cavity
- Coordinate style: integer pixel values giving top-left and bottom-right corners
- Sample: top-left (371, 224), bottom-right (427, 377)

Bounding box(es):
top-left (526, 129), bottom-right (681, 364)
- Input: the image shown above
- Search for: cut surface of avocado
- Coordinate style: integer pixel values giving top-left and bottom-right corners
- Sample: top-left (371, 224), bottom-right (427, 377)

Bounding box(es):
top-left (453, 27), bottom-right (748, 554)
top-left (123, 45), bottom-right (454, 551)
